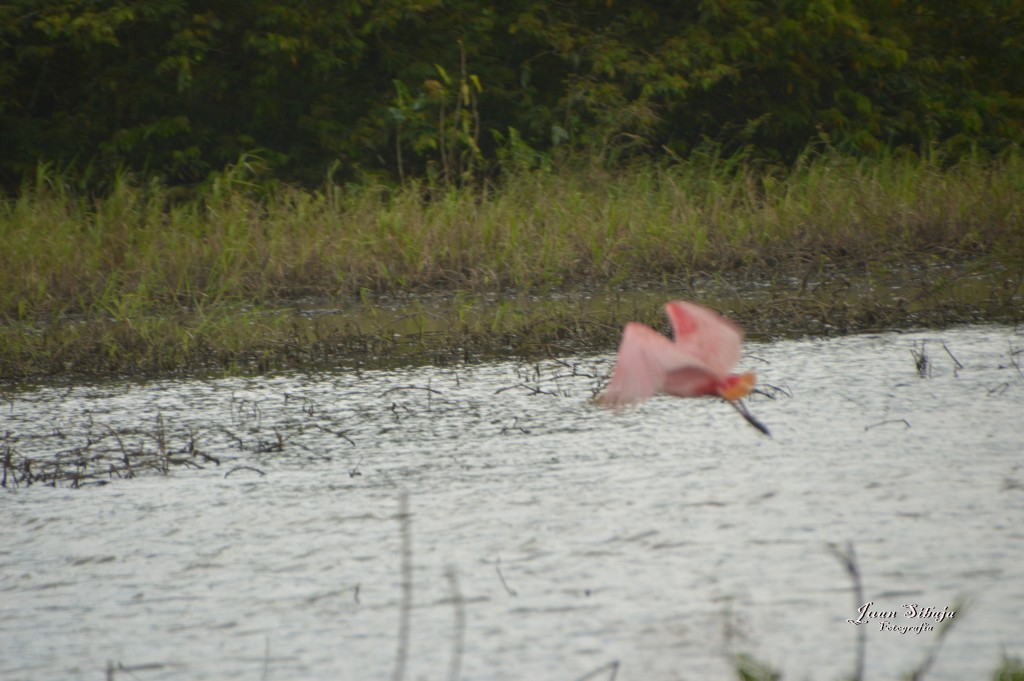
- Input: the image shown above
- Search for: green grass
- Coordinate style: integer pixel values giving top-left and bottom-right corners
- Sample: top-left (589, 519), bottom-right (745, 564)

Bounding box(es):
top-left (730, 651), bottom-right (1024, 681)
top-left (1, 151), bottom-right (1022, 379)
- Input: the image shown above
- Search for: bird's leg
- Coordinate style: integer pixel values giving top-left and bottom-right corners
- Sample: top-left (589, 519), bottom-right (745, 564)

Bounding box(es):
top-left (729, 399), bottom-right (771, 437)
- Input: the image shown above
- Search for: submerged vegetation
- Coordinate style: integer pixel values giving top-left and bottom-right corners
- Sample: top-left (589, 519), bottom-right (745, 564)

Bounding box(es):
top-left (2, 151), bottom-right (1022, 380)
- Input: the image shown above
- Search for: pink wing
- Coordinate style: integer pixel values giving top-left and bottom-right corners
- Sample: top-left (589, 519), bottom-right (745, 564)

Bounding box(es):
top-left (664, 301), bottom-right (743, 375)
top-left (599, 321), bottom-right (718, 407)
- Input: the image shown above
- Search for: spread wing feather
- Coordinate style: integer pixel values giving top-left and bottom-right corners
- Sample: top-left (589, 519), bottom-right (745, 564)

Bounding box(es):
top-left (664, 301), bottom-right (742, 375)
top-left (600, 322), bottom-right (716, 407)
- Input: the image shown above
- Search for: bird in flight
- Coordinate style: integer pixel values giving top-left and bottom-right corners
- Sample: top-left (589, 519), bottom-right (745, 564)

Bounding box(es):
top-left (599, 300), bottom-right (770, 436)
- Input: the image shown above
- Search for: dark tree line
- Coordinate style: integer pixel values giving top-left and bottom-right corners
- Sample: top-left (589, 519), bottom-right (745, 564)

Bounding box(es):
top-left (2, 0), bottom-right (1022, 189)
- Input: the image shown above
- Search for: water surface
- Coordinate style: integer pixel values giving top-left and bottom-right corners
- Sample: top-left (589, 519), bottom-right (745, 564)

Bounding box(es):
top-left (2, 325), bottom-right (1023, 680)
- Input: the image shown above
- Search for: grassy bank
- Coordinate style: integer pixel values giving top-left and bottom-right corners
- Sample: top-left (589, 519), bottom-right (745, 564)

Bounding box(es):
top-left (2, 152), bottom-right (1022, 380)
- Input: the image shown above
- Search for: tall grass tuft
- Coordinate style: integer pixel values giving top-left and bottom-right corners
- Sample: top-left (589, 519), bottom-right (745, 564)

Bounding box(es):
top-left (3, 151), bottom-right (1022, 325)
top-left (3, 152), bottom-right (1022, 325)
top-left (2, 151), bottom-right (1022, 377)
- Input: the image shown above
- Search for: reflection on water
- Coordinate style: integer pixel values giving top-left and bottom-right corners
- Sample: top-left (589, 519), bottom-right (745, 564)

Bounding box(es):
top-left (2, 325), bottom-right (1023, 680)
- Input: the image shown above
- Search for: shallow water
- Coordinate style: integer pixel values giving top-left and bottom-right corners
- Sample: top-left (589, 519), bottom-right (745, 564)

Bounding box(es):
top-left (2, 325), bottom-right (1023, 681)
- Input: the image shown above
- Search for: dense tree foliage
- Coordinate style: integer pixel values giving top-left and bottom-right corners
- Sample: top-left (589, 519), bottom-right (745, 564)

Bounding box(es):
top-left (2, 0), bottom-right (1022, 188)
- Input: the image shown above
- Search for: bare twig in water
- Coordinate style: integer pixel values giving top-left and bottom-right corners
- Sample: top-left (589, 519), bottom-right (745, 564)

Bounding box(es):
top-left (230, 394), bottom-right (263, 426)
top-left (313, 424), bottom-right (356, 446)
top-left (988, 382), bottom-right (1010, 397)
top-left (828, 542), bottom-right (866, 681)
top-left (105, 661), bottom-right (167, 679)
top-left (1009, 342), bottom-right (1024, 380)
top-left (105, 425), bottom-right (134, 479)
top-left (573, 659), bottom-right (621, 681)
top-left (253, 428), bottom-right (285, 453)
top-left (941, 341), bottom-right (964, 371)
top-left (156, 413), bottom-right (168, 474)
top-left (391, 491), bottom-right (412, 681)
top-left (754, 383), bottom-right (792, 399)
top-left (864, 418), bottom-right (911, 431)
top-left (911, 341), bottom-right (930, 377)
top-left (381, 385), bottom-right (443, 396)
top-left (4, 419), bottom-right (228, 488)
top-left (495, 556), bottom-right (517, 596)
top-left (493, 382), bottom-right (558, 396)
top-left (220, 427), bottom-right (247, 450)
top-left (224, 465), bottom-right (265, 478)
top-left (1, 442), bottom-right (11, 488)
top-left (499, 416), bottom-right (530, 435)
top-left (444, 567), bottom-right (466, 681)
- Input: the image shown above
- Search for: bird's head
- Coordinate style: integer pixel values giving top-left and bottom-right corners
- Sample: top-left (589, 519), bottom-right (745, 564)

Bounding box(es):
top-left (717, 372), bottom-right (756, 401)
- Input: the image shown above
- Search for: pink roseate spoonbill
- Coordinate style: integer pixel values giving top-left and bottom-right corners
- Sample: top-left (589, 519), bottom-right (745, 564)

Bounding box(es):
top-left (599, 300), bottom-right (770, 436)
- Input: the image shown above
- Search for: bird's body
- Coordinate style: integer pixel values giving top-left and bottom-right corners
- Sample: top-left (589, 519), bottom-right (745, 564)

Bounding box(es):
top-left (600, 300), bottom-right (769, 435)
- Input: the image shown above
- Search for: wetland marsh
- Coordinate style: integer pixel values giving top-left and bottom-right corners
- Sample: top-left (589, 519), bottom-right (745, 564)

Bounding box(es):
top-left (3, 325), bottom-right (1024, 680)
top-left (2, 154), bottom-right (1022, 380)
top-left (3, 155), bottom-right (1023, 680)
